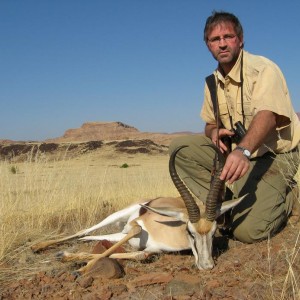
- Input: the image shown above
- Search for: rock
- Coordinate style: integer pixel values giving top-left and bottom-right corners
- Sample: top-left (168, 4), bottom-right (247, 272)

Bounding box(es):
top-left (91, 240), bottom-right (126, 255)
top-left (87, 257), bottom-right (124, 279)
top-left (165, 279), bottom-right (197, 297)
top-left (91, 241), bottom-right (108, 254)
top-left (206, 279), bottom-right (221, 289)
top-left (77, 276), bottom-right (94, 288)
top-left (128, 272), bottom-right (173, 288)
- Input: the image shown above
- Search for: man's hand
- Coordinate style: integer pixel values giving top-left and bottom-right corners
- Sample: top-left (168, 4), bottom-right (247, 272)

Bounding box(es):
top-left (211, 127), bottom-right (234, 153)
top-left (220, 149), bottom-right (250, 184)
top-left (205, 110), bottom-right (277, 184)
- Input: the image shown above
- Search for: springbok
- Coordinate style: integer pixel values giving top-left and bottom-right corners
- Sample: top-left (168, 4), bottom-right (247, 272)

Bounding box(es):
top-left (31, 145), bottom-right (245, 275)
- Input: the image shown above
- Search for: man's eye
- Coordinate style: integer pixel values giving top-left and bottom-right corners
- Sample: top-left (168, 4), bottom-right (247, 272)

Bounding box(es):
top-left (210, 37), bottom-right (220, 43)
top-left (224, 34), bottom-right (235, 39)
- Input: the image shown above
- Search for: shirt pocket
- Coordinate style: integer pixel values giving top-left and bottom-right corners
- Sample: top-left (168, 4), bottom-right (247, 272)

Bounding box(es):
top-left (237, 100), bottom-right (252, 128)
top-left (219, 102), bottom-right (229, 116)
top-left (219, 102), bottom-right (230, 128)
top-left (237, 77), bottom-right (254, 127)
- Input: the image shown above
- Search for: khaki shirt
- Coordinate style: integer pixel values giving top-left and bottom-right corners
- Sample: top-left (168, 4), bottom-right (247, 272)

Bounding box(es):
top-left (201, 50), bottom-right (300, 157)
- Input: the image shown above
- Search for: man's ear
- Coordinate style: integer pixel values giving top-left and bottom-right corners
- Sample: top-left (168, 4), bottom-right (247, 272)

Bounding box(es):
top-left (239, 34), bottom-right (244, 48)
top-left (140, 204), bottom-right (188, 222)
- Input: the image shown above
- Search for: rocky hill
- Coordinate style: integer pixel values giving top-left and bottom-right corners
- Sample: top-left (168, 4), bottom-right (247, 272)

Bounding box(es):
top-left (1, 114), bottom-right (300, 162)
top-left (47, 121), bottom-right (196, 146)
top-left (0, 122), bottom-right (196, 162)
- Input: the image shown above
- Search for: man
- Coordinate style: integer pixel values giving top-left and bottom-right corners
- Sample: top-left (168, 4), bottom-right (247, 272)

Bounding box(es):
top-left (169, 11), bottom-right (300, 243)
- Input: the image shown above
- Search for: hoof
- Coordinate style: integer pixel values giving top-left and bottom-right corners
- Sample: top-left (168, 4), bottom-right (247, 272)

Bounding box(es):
top-left (56, 251), bottom-right (66, 261)
top-left (31, 246), bottom-right (40, 253)
top-left (72, 271), bottom-right (81, 278)
top-left (31, 243), bottom-right (45, 253)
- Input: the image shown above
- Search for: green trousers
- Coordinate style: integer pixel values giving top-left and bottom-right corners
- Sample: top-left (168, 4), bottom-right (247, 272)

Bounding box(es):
top-left (169, 135), bottom-right (300, 243)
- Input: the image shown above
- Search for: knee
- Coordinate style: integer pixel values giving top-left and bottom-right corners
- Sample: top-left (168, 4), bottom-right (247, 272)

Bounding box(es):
top-left (232, 215), bottom-right (287, 243)
top-left (232, 222), bottom-right (260, 244)
top-left (169, 135), bottom-right (211, 156)
top-left (232, 219), bottom-right (271, 244)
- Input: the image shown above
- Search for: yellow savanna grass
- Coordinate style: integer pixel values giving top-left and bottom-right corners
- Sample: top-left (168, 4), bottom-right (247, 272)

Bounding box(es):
top-left (0, 147), bottom-right (299, 298)
top-left (0, 151), bottom-right (177, 264)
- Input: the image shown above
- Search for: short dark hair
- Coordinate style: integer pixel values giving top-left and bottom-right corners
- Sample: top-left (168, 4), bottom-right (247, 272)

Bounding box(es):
top-left (204, 11), bottom-right (243, 43)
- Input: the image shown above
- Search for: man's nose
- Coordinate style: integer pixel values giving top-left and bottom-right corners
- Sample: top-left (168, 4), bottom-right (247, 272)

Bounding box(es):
top-left (219, 39), bottom-right (227, 47)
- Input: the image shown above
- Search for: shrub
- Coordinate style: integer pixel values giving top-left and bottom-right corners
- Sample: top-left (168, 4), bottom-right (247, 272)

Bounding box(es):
top-left (10, 166), bottom-right (18, 174)
top-left (120, 163), bottom-right (129, 168)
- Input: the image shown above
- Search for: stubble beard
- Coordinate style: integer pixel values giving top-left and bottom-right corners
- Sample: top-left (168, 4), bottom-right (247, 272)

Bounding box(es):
top-left (215, 49), bottom-right (240, 73)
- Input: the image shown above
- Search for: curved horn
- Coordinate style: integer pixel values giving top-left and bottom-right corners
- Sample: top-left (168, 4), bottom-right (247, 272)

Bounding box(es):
top-left (169, 145), bottom-right (200, 223)
top-left (203, 144), bottom-right (225, 222)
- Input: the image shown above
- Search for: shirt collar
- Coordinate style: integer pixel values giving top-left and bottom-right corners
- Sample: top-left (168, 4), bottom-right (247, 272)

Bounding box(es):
top-left (215, 49), bottom-right (243, 84)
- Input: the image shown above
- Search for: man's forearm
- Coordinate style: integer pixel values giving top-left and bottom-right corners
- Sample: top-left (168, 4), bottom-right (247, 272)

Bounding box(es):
top-left (238, 110), bottom-right (277, 154)
top-left (204, 110), bottom-right (277, 155)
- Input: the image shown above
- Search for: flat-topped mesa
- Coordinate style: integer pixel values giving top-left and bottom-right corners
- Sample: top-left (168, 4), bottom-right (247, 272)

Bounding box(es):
top-left (61, 122), bottom-right (140, 142)
top-left (46, 121), bottom-right (195, 146)
top-left (81, 121), bottom-right (138, 131)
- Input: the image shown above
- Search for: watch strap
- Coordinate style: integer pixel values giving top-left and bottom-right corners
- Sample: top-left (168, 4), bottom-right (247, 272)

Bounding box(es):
top-left (235, 146), bottom-right (251, 159)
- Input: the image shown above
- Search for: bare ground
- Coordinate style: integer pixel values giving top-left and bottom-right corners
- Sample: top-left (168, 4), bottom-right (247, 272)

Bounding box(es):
top-left (1, 219), bottom-right (299, 300)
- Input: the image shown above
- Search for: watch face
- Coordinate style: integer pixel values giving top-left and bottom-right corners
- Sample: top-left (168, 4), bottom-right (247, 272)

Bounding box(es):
top-left (244, 149), bottom-right (251, 157)
top-left (235, 146), bottom-right (251, 158)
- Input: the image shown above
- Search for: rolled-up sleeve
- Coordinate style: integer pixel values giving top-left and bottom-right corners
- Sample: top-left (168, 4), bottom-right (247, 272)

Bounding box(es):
top-left (251, 63), bottom-right (292, 129)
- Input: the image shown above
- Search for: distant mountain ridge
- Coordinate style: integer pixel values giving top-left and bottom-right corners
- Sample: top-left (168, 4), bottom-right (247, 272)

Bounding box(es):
top-left (46, 112), bottom-right (300, 145)
top-left (1, 113), bottom-right (300, 146)
top-left (0, 121), bottom-right (192, 161)
top-left (47, 121), bottom-right (197, 146)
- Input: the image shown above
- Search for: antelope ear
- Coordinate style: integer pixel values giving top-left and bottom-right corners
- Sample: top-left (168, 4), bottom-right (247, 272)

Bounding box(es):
top-left (140, 204), bottom-right (188, 222)
top-left (217, 194), bottom-right (248, 217)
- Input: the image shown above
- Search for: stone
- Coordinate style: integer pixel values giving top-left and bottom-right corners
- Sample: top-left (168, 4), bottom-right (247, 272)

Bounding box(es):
top-left (88, 257), bottom-right (124, 279)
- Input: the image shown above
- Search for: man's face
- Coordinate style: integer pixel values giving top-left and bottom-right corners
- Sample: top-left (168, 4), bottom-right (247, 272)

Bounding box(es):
top-left (206, 21), bottom-right (243, 73)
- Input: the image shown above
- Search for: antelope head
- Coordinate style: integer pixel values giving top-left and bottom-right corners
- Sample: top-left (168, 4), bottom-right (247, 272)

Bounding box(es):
top-left (144, 145), bottom-right (246, 270)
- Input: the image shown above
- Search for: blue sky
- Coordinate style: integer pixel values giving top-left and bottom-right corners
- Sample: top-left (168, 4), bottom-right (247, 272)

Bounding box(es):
top-left (1, 0), bottom-right (300, 141)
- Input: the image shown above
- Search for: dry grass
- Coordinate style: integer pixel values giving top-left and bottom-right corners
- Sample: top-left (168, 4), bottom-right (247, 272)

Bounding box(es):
top-left (280, 232), bottom-right (300, 299)
top-left (0, 147), bottom-right (299, 298)
top-left (267, 151), bottom-right (300, 300)
top-left (0, 150), bottom-right (177, 276)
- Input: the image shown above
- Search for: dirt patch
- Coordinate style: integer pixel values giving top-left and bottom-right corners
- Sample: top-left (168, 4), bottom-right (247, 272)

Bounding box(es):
top-left (1, 221), bottom-right (299, 299)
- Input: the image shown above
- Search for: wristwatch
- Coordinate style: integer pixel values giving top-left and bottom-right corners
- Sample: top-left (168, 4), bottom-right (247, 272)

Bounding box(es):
top-left (235, 146), bottom-right (251, 159)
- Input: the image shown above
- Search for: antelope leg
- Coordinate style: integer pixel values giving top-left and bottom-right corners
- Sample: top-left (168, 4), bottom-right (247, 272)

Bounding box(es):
top-left (31, 230), bottom-right (88, 252)
top-left (110, 251), bottom-right (152, 260)
top-left (59, 223), bottom-right (142, 275)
